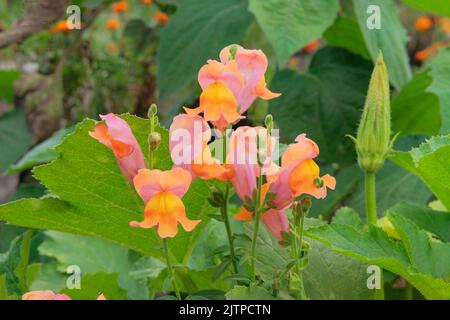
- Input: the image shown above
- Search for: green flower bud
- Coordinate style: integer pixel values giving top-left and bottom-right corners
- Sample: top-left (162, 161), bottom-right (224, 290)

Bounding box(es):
top-left (148, 132), bottom-right (161, 151)
top-left (352, 52), bottom-right (395, 173)
top-left (147, 104), bottom-right (158, 119)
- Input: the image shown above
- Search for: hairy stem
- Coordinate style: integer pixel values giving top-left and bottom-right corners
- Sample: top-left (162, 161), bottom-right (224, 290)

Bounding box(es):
top-left (221, 182), bottom-right (239, 274)
top-left (162, 238), bottom-right (181, 300)
top-left (250, 173), bottom-right (263, 282)
top-left (365, 171), bottom-right (385, 299)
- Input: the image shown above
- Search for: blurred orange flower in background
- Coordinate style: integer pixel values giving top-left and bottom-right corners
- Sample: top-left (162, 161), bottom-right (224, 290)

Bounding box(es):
top-left (414, 16), bottom-right (433, 32)
top-left (51, 20), bottom-right (71, 33)
top-left (106, 18), bottom-right (121, 30)
top-left (153, 11), bottom-right (169, 25)
top-left (112, 1), bottom-right (129, 13)
top-left (302, 39), bottom-right (320, 54)
top-left (438, 18), bottom-right (450, 33)
top-left (414, 42), bottom-right (450, 62)
top-left (141, 0), bottom-right (153, 4)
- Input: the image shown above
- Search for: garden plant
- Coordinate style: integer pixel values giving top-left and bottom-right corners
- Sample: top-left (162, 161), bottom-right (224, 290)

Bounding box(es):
top-left (0, 0), bottom-right (449, 302)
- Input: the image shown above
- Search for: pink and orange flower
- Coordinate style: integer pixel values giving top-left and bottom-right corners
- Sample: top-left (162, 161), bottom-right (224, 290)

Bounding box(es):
top-left (234, 134), bottom-right (335, 240)
top-left (129, 167), bottom-right (201, 238)
top-left (185, 45), bottom-right (280, 131)
top-left (89, 114), bottom-right (145, 183)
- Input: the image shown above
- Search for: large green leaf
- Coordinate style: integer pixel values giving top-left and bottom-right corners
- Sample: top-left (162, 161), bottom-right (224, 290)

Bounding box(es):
top-left (0, 109), bottom-right (32, 172)
top-left (244, 219), bottom-right (376, 300)
top-left (400, 0), bottom-right (450, 17)
top-left (428, 48), bottom-right (450, 134)
top-left (323, 16), bottom-right (370, 60)
top-left (269, 47), bottom-right (372, 165)
top-left (0, 115), bottom-right (216, 263)
top-left (0, 230), bottom-right (34, 297)
top-left (226, 285), bottom-right (276, 300)
top-left (353, 0), bottom-right (411, 90)
top-left (307, 209), bottom-right (450, 300)
top-left (391, 71), bottom-right (441, 136)
top-left (248, 0), bottom-right (338, 66)
top-left (157, 0), bottom-right (253, 99)
top-left (39, 231), bottom-right (151, 299)
top-left (61, 272), bottom-right (128, 300)
top-left (386, 202), bottom-right (450, 243)
top-left (390, 135), bottom-right (450, 210)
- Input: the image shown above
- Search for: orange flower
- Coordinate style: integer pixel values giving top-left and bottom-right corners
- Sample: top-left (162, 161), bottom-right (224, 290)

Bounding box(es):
top-left (414, 42), bottom-right (449, 62)
top-left (23, 291), bottom-right (71, 300)
top-left (129, 168), bottom-right (201, 238)
top-left (106, 42), bottom-right (119, 54)
top-left (141, 0), bottom-right (153, 4)
top-left (51, 20), bottom-right (70, 33)
top-left (153, 11), bottom-right (170, 25)
top-left (106, 18), bottom-right (121, 30)
top-left (303, 40), bottom-right (320, 54)
top-left (112, 1), bottom-right (129, 13)
top-left (184, 82), bottom-right (244, 132)
top-left (438, 18), bottom-right (450, 33)
top-left (414, 16), bottom-right (433, 32)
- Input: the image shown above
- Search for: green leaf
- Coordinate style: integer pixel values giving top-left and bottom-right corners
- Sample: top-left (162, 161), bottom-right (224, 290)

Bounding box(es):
top-left (400, 0), bottom-right (450, 17)
top-left (392, 71), bottom-right (441, 137)
top-left (0, 115), bottom-right (216, 264)
top-left (248, 0), bottom-right (338, 66)
top-left (348, 162), bottom-right (432, 218)
top-left (323, 16), bottom-right (371, 60)
top-left (307, 212), bottom-right (450, 299)
top-left (61, 272), bottom-right (127, 300)
top-left (353, 0), bottom-right (412, 90)
top-left (269, 47), bottom-right (373, 165)
top-left (390, 135), bottom-right (450, 210)
top-left (157, 0), bottom-right (253, 99)
top-left (0, 109), bottom-right (32, 172)
top-left (0, 70), bottom-right (20, 104)
top-left (225, 285), bottom-right (276, 300)
top-left (386, 202), bottom-right (450, 243)
top-left (0, 230), bottom-right (34, 296)
top-left (428, 47), bottom-right (450, 134)
top-left (244, 219), bottom-right (376, 300)
top-left (38, 231), bottom-right (151, 299)
top-left (8, 127), bottom-right (73, 174)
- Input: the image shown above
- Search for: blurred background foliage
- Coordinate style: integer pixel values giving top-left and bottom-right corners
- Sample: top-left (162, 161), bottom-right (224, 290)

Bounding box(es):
top-left (0, 0), bottom-right (449, 299)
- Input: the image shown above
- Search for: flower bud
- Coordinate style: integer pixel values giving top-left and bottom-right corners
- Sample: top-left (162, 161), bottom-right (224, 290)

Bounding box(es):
top-left (353, 52), bottom-right (393, 173)
top-left (147, 104), bottom-right (158, 119)
top-left (148, 132), bottom-right (161, 151)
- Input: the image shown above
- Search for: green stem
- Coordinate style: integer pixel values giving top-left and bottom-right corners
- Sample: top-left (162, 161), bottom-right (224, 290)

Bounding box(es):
top-left (162, 238), bottom-right (181, 300)
top-left (294, 211), bottom-right (307, 300)
top-left (364, 171), bottom-right (385, 300)
top-left (365, 171), bottom-right (378, 225)
top-left (221, 183), bottom-right (239, 274)
top-left (250, 172), bottom-right (263, 282)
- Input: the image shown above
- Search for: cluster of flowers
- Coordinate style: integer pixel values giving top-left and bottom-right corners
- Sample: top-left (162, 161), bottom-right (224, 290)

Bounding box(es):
top-left (106, 0), bottom-right (169, 31)
top-left (413, 16), bottom-right (450, 62)
top-left (89, 44), bottom-right (336, 240)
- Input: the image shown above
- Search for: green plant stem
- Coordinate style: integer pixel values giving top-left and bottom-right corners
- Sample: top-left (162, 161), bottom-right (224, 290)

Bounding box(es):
top-left (250, 172), bottom-right (263, 282)
top-left (221, 182), bottom-right (239, 274)
top-left (364, 171), bottom-right (385, 300)
top-left (162, 238), bottom-right (181, 300)
top-left (365, 171), bottom-right (378, 225)
top-left (293, 211), bottom-right (307, 300)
